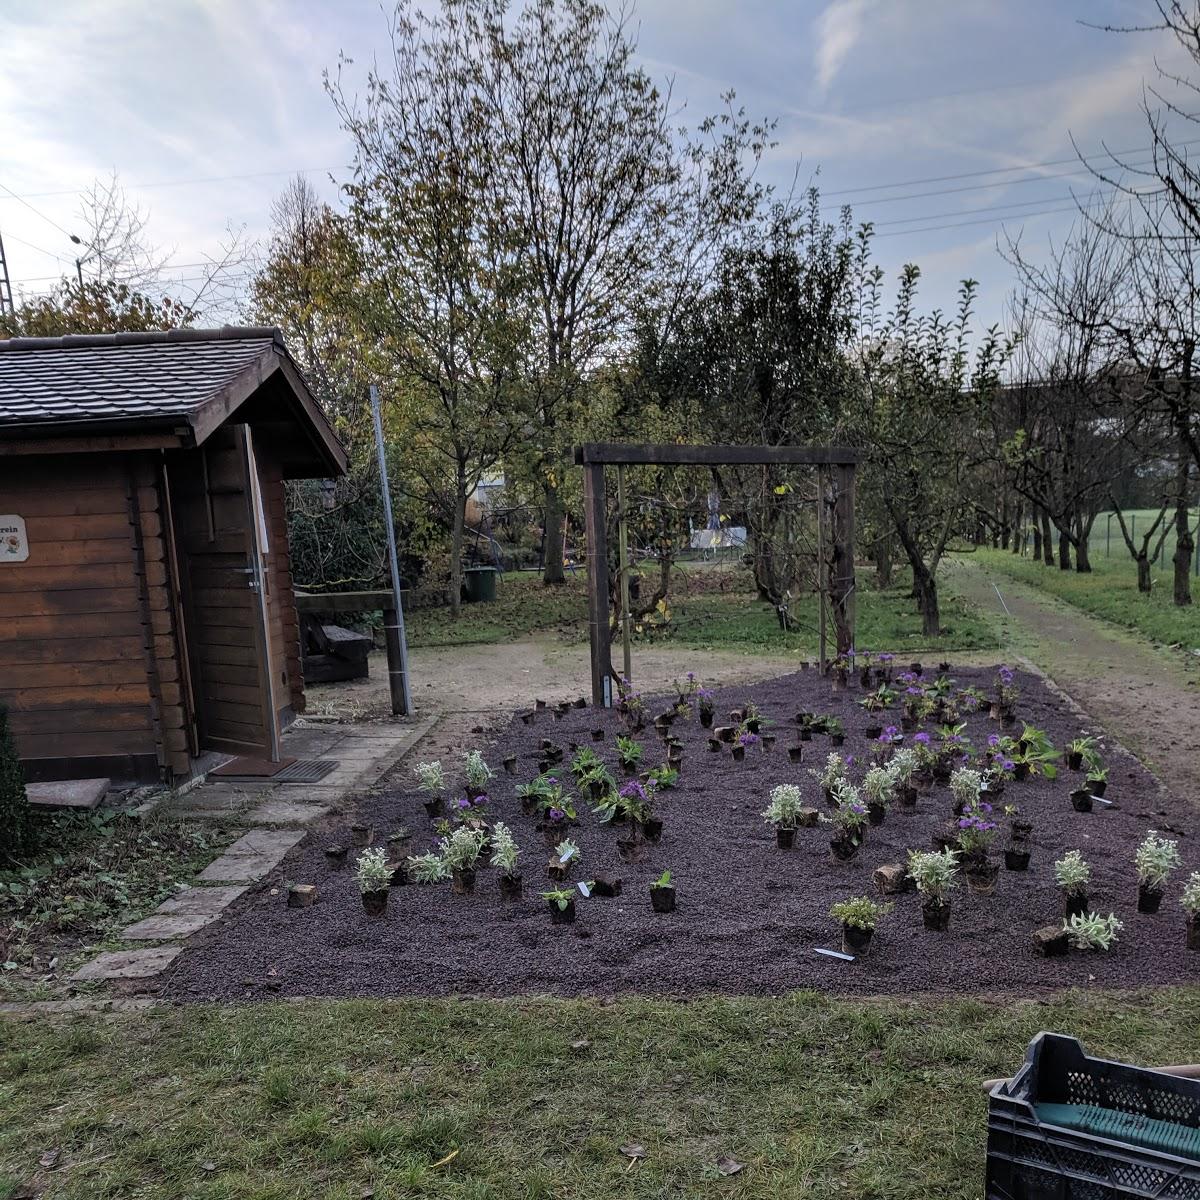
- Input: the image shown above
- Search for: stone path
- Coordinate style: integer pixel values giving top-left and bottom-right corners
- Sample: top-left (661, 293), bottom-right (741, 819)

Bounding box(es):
top-left (66, 716), bottom-right (436, 986)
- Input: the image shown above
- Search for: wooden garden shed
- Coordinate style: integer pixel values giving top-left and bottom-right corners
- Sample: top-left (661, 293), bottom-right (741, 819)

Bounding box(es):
top-left (0, 327), bottom-right (348, 784)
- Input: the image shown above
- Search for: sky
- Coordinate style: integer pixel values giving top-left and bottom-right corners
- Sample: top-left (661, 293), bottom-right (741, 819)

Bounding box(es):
top-left (0, 0), bottom-right (1191, 328)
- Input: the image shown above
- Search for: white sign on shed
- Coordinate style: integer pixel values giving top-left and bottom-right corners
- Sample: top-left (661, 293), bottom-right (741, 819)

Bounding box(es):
top-left (0, 515), bottom-right (29, 563)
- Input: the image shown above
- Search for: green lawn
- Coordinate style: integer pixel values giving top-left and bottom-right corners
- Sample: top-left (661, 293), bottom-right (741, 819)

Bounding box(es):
top-left (4, 988), bottom-right (1200, 1199)
top-left (974, 547), bottom-right (1200, 649)
top-left (408, 566), bottom-right (995, 655)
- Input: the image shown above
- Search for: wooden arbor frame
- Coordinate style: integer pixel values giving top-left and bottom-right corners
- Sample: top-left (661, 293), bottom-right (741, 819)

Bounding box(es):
top-left (575, 442), bottom-right (860, 707)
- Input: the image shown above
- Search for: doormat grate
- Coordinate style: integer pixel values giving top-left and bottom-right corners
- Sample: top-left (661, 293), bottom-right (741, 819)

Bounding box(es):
top-left (270, 759), bottom-right (339, 784)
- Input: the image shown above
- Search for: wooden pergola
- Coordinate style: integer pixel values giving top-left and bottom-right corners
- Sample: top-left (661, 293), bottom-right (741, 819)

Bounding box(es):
top-left (575, 442), bottom-right (859, 707)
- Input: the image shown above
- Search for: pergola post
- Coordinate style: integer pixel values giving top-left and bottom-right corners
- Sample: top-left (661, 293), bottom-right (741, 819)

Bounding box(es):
top-left (830, 462), bottom-right (856, 656)
top-left (582, 462), bottom-right (613, 706)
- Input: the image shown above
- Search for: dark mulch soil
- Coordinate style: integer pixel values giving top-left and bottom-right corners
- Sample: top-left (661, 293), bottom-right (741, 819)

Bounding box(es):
top-left (162, 667), bottom-right (1200, 1001)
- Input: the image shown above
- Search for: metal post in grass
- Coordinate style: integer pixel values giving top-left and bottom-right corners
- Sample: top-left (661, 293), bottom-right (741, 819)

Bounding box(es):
top-left (616, 465), bottom-right (633, 688)
top-left (370, 383), bottom-right (413, 717)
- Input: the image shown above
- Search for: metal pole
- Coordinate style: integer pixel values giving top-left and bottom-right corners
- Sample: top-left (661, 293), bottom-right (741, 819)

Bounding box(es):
top-left (370, 384), bottom-right (413, 716)
top-left (616, 465), bottom-right (633, 687)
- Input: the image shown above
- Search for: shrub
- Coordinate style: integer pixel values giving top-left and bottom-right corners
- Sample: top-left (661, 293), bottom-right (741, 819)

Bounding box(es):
top-left (830, 895), bottom-right (892, 930)
top-left (490, 822), bottom-right (520, 875)
top-left (355, 848), bottom-right (392, 894)
top-left (907, 848), bottom-right (959, 899)
top-left (1134, 831), bottom-right (1181, 890)
top-left (1182, 872), bottom-right (1200, 918)
top-left (413, 760), bottom-right (445, 795)
top-left (762, 783), bottom-right (804, 828)
top-left (463, 751), bottom-right (494, 791)
top-left (1063, 911), bottom-right (1122, 951)
top-left (862, 766), bottom-right (894, 806)
top-left (0, 702), bottom-right (34, 862)
top-left (408, 853), bottom-right (450, 884)
top-left (1054, 850), bottom-right (1090, 895)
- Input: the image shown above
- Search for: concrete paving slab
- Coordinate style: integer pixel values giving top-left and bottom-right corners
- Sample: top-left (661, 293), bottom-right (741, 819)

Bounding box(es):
top-left (242, 800), bottom-right (332, 826)
top-left (197, 828), bottom-right (306, 882)
top-left (26, 778), bottom-right (109, 810)
top-left (69, 946), bottom-right (182, 981)
top-left (121, 885), bottom-right (247, 940)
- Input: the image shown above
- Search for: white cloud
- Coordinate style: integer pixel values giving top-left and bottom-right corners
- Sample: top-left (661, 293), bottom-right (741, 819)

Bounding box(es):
top-left (813, 0), bottom-right (873, 94)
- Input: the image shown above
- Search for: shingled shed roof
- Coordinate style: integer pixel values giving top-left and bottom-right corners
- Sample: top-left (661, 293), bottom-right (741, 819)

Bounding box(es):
top-left (0, 327), bottom-right (347, 477)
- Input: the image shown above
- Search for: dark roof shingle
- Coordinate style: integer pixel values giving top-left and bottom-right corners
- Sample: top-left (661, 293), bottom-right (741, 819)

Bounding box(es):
top-left (0, 328), bottom-right (281, 429)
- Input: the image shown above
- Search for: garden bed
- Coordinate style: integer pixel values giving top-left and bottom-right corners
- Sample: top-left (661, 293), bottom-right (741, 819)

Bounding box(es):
top-left (163, 665), bottom-right (1198, 1001)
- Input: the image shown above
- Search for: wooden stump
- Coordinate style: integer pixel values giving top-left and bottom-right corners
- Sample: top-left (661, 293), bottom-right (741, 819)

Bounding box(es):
top-left (288, 884), bottom-right (318, 909)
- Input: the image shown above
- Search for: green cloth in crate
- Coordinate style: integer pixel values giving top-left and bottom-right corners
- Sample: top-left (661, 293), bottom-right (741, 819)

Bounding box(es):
top-left (1036, 1102), bottom-right (1200, 1161)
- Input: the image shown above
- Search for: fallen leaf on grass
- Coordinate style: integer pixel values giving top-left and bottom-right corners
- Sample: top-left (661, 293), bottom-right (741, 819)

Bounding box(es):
top-left (201, 1162), bottom-right (216, 1172)
top-left (619, 1143), bottom-right (646, 1161)
top-left (38, 1149), bottom-right (60, 1168)
top-left (715, 1155), bottom-right (745, 1176)
top-left (430, 1149), bottom-right (459, 1169)
top-left (570, 1038), bottom-right (590, 1051)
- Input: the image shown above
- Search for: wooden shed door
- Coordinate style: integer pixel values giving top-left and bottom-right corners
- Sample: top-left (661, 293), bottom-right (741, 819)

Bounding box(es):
top-left (167, 424), bottom-right (281, 760)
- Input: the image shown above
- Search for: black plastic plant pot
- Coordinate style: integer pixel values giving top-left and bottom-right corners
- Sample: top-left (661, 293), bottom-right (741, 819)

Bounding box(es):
top-left (1138, 883), bottom-right (1164, 914)
top-left (574, 697), bottom-right (588, 709)
top-left (362, 889), bottom-right (388, 917)
top-left (708, 737), bottom-right (723, 753)
top-left (1064, 890), bottom-right (1089, 920)
top-left (829, 733), bottom-right (845, 747)
top-left (422, 799), bottom-right (443, 819)
top-left (549, 899), bottom-right (576, 925)
top-left (325, 845), bottom-right (348, 871)
top-left (799, 728), bottom-right (812, 742)
top-left (867, 802), bottom-right (886, 827)
top-left (776, 825), bottom-right (796, 850)
top-left (966, 862), bottom-right (1000, 896)
top-left (535, 699), bottom-right (547, 710)
top-left (1188, 915), bottom-right (1200, 951)
top-left (546, 859), bottom-right (568, 883)
top-left (350, 824), bottom-right (373, 847)
top-left (640, 817), bottom-right (664, 844)
top-left (788, 745), bottom-right (804, 763)
top-left (650, 885), bottom-right (676, 914)
top-left (451, 868), bottom-right (477, 896)
top-left (591, 728), bottom-right (605, 742)
top-left (1090, 779), bottom-right (1108, 798)
top-left (520, 796), bottom-right (538, 816)
top-left (829, 835), bottom-right (860, 863)
top-left (700, 710), bottom-right (714, 728)
top-left (761, 734), bottom-right (776, 752)
top-left (617, 837), bottom-right (648, 864)
top-left (499, 873), bottom-right (523, 902)
top-left (842, 924), bottom-right (873, 956)
top-left (863, 725), bottom-right (883, 741)
top-left (502, 756), bottom-right (517, 775)
top-left (896, 786), bottom-right (917, 809)
top-left (1004, 847), bottom-right (1031, 871)
top-left (731, 746), bottom-right (746, 762)
top-left (922, 899), bottom-right (950, 931)
top-left (1067, 751), bottom-right (1084, 771)
top-left (1070, 789), bottom-right (1093, 813)
top-left (521, 711), bottom-right (536, 725)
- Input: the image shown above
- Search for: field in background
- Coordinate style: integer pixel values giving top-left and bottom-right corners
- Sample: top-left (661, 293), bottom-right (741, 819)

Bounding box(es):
top-left (407, 563), bottom-right (994, 654)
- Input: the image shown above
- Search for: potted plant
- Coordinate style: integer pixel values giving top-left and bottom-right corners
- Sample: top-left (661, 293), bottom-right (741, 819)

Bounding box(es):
top-left (1182, 872), bottom-right (1200, 950)
top-left (649, 869), bottom-right (676, 913)
top-left (949, 767), bottom-right (983, 818)
top-left (325, 844), bottom-right (348, 871)
top-left (815, 752), bottom-right (849, 807)
top-left (541, 886), bottom-right (579, 924)
top-left (1069, 784), bottom-right (1094, 813)
top-left (907, 848), bottom-right (959, 930)
top-left (463, 750), bottom-right (494, 800)
top-left (1054, 850), bottom-right (1091, 919)
top-left (827, 717), bottom-right (845, 748)
top-left (1003, 806), bottom-right (1032, 871)
top-left (489, 822), bottom-right (523, 900)
top-left (617, 677), bottom-right (646, 730)
top-left (830, 895), bottom-right (892, 956)
top-left (1065, 736), bottom-right (1098, 772)
top-left (862, 766), bottom-right (894, 826)
top-left (440, 826), bottom-right (486, 895)
top-left (1062, 911), bottom-right (1123, 952)
top-left (824, 784), bottom-right (868, 862)
top-left (548, 838), bottom-right (580, 882)
top-left (993, 664), bottom-right (1019, 724)
top-left (356, 848), bottom-right (393, 916)
top-left (887, 748), bottom-right (919, 808)
top-left (733, 730), bottom-right (759, 762)
top-left (956, 796), bottom-right (1000, 895)
top-left (570, 746), bottom-right (603, 781)
top-left (763, 783), bottom-right (805, 848)
top-left (407, 853), bottom-right (449, 884)
top-left (697, 687), bottom-right (716, 728)
top-left (616, 735), bottom-right (644, 775)
top-left (1134, 831), bottom-right (1181, 913)
top-left (414, 759), bottom-right (447, 818)
top-left (1086, 765), bottom-right (1108, 798)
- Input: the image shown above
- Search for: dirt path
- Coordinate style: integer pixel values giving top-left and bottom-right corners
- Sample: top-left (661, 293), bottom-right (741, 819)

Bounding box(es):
top-left (307, 637), bottom-right (808, 768)
top-left (945, 556), bottom-right (1200, 801)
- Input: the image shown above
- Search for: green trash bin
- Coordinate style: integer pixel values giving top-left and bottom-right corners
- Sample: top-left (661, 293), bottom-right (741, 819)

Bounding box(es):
top-left (463, 566), bottom-right (499, 603)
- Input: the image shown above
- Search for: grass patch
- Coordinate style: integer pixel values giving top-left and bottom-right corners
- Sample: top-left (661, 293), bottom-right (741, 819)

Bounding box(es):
top-left (3, 989), bottom-right (1200, 1197)
top-left (975, 547), bottom-right (1200, 650)
top-left (0, 810), bottom-right (232, 991)
top-left (407, 565), bottom-right (995, 654)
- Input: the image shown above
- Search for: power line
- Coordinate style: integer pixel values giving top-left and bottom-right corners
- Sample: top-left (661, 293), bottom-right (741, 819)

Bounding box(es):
top-left (871, 193), bottom-right (1131, 239)
top-left (0, 166), bottom-right (345, 202)
top-left (0, 180), bottom-right (74, 240)
top-left (870, 184), bottom-right (1158, 229)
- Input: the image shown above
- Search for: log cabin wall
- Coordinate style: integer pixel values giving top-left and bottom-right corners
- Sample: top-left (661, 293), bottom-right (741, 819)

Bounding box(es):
top-left (0, 452), bottom-right (187, 782)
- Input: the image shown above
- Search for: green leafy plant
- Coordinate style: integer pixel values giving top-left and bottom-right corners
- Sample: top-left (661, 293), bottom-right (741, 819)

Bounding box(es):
top-left (570, 747), bottom-right (603, 778)
top-left (1054, 850), bottom-right (1090, 896)
top-left (540, 887), bottom-right (576, 911)
top-left (762, 783), bottom-right (804, 828)
top-left (408, 853), bottom-right (449, 884)
top-left (886, 748), bottom-right (917, 786)
top-left (1015, 724), bottom-right (1059, 779)
top-left (1181, 872), bottom-right (1200, 917)
top-left (824, 783), bottom-right (868, 836)
top-left (355, 848), bottom-right (392, 894)
top-left (463, 750), bottom-right (494, 790)
top-left (862, 766), bottom-right (895, 807)
top-left (1086, 765), bottom-right (1109, 784)
top-left (907, 848), bottom-right (959, 899)
top-left (413, 760), bottom-right (446, 795)
top-left (553, 839), bottom-right (580, 864)
top-left (948, 768), bottom-right (983, 811)
top-left (651, 870), bottom-right (672, 890)
top-left (490, 823), bottom-right (520, 875)
top-left (615, 735), bottom-right (644, 767)
top-left (1063, 911), bottom-right (1122, 951)
top-left (1135, 832), bottom-right (1181, 890)
top-left (439, 827), bottom-right (486, 871)
top-left (648, 764), bottom-right (680, 789)
top-left (830, 895), bottom-right (892, 931)
top-left (815, 752), bottom-right (848, 791)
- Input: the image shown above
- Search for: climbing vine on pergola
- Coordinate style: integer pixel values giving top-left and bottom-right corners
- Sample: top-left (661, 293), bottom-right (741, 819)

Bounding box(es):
top-left (575, 442), bottom-right (859, 706)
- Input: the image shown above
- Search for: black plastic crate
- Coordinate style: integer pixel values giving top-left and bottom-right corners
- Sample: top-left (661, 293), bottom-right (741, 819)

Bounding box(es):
top-left (987, 1033), bottom-right (1200, 1199)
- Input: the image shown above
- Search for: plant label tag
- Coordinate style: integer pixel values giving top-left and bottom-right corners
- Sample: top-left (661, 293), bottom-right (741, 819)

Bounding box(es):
top-left (1093, 797), bottom-right (1114, 807)
top-left (559, 848), bottom-right (574, 865)
top-left (577, 881), bottom-right (591, 898)
top-left (814, 947), bottom-right (855, 962)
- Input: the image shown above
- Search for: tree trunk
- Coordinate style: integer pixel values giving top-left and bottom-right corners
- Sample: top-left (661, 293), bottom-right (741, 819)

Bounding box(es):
top-left (449, 463), bottom-right (468, 617)
top-left (1172, 437), bottom-right (1193, 607)
top-left (1137, 552), bottom-right (1153, 594)
top-left (542, 481), bottom-right (565, 585)
top-left (1032, 522), bottom-right (1042, 562)
top-left (1010, 502), bottom-right (1022, 554)
top-left (873, 537), bottom-right (893, 588)
top-left (1074, 515), bottom-right (1092, 573)
top-left (913, 561), bottom-right (941, 637)
top-left (1041, 510), bottom-right (1054, 566)
top-left (1057, 529), bottom-right (1072, 571)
